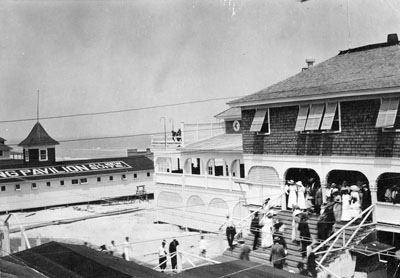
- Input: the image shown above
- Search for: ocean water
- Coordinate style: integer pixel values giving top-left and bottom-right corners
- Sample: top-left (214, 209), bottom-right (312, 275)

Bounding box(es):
top-left (55, 136), bottom-right (151, 160)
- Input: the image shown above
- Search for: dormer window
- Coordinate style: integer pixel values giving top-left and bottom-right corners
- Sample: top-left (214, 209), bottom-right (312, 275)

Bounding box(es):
top-left (39, 149), bottom-right (48, 161)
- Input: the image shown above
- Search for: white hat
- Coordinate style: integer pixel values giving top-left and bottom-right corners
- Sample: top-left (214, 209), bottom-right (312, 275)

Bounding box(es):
top-left (295, 181), bottom-right (303, 186)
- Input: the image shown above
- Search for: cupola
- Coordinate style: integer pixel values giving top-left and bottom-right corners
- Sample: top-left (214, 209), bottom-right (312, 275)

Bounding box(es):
top-left (18, 122), bottom-right (59, 164)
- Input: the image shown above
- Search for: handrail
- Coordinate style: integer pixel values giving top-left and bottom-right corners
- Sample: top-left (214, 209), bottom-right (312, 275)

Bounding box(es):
top-left (344, 207), bottom-right (374, 248)
top-left (313, 204), bottom-right (375, 254)
top-left (233, 193), bottom-right (283, 232)
top-left (313, 204), bottom-right (375, 269)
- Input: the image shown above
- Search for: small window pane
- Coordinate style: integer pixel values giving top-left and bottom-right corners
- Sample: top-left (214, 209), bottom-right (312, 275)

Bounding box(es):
top-left (1, 186), bottom-right (6, 192)
top-left (15, 184), bottom-right (21, 191)
top-left (72, 179), bottom-right (78, 185)
top-left (31, 183), bottom-right (37, 190)
top-left (46, 182), bottom-right (51, 187)
top-left (134, 173), bottom-right (137, 179)
top-left (109, 176), bottom-right (113, 181)
top-left (97, 177), bottom-right (101, 182)
top-left (60, 180), bottom-right (64, 186)
top-left (147, 172), bottom-right (150, 177)
top-left (80, 178), bottom-right (88, 184)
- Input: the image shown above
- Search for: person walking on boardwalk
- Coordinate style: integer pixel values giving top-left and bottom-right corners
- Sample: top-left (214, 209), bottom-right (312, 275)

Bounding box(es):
top-left (123, 237), bottom-right (131, 261)
top-left (250, 211), bottom-right (261, 250)
top-left (219, 215), bottom-right (236, 250)
top-left (158, 240), bottom-right (168, 272)
top-left (260, 211), bottom-right (274, 248)
top-left (270, 237), bottom-right (286, 269)
top-left (169, 238), bottom-right (179, 271)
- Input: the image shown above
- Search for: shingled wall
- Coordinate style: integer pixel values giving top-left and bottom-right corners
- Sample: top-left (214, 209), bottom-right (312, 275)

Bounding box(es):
top-left (242, 99), bottom-right (400, 157)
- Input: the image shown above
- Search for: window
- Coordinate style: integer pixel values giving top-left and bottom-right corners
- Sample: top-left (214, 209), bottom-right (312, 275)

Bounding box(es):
top-left (31, 183), bottom-right (37, 190)
top-left (250, 109), bottom-right (270, 134)
top-left (72, 179), bottom-right (79, 185)
top-left (80, 178), bottom-right (88, 184)
top-left (295, 102), bottom-right (340, 132)
top-left (25, 149), bottom-right (29, 162)
top-left (60, 180), bottom-right (64, 186)
top-left (121, 174), bottom-right (127, 180)
top-left (109, 176), bottom-right (113, 181)
top-left (147, 172), bottom-right (150, 177)
top-left (39, 149), bottom-right (48, 161)
top-left (0, 150), bottom-right (3, 156)
top-left (1, 186), bottom-right (6, 192)
top-left (15, 184), bottom-right (21, 191)
top-left (305, 103), bottom-right (325, 131)
top-left (46, 181), bottom-right (51, 187)
top-left (377, 97), bottom-right (400, 128)
top-left (134, 173), bottom-right (137, 179)
top-left (97, 177), bottom-right (101, 182)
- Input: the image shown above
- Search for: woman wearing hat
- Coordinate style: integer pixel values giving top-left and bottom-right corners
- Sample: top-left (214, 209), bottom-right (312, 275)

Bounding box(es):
top-left (286, 180), bottom-right (298, 209)
top-left (259, 211), bottom-right (274, 248)
top-left (296, 181), bottom-right (307, 210)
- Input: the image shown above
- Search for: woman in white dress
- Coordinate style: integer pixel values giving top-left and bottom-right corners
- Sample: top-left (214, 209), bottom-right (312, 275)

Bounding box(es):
top-left (341, 188), bottom-right (352, 221)
top-left (291, 206), bottom-right (302, 243)
top-left (259, 212), bottom-right (274, 248)
top-left (349, 188), bottom-right (361, 219)
top-left (286, 181), bottom-right (298, 209)
top-left (296, 181), bottom-right (307, 210)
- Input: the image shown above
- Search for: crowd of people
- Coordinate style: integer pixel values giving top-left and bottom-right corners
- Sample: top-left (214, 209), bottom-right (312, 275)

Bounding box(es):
top-left (285, 178), bottom-right (323, 215)
top-left (384, 185), bottom-right (400, 204)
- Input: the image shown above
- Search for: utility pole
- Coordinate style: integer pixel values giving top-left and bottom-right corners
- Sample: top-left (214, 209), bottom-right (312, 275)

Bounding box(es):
top-left (160, 117), bottom-right (166, 149)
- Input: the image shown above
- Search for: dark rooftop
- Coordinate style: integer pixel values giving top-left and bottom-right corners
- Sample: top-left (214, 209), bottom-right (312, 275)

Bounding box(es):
top-left (230, 35), bottom-right (400, 106)
top-left (19, 122), bottom-right (59, 147)
top-left (5, 241), bottom-right (165, 278)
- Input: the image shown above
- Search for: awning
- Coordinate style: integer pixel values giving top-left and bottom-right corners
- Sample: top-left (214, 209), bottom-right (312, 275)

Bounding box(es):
top-left (350, 241), bottom-right (395, 256)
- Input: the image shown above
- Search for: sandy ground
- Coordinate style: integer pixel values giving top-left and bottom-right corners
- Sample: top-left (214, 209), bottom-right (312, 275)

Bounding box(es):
top-left (1, 201), bottom-right (227, 268)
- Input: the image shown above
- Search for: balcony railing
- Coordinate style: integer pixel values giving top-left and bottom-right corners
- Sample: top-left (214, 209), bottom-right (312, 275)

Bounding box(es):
top-left (151, 122), bottom-right (225, 149)
top-left (155, 172), bottom-right (244, 191)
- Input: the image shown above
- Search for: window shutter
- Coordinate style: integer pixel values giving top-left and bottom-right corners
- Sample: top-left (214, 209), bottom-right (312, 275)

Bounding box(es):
top-left (295, 105), bottom-right (309, 131)
top-left (383, 98), bottom-right (400, 128)
top-left (376, 98), bottom-right (391, 128)
top-left (250, 109), bottom-right (267, 132)
top-left (320, 102), bottom-right (338, 130)
top-left (305, 103), bottom-right (325, 130)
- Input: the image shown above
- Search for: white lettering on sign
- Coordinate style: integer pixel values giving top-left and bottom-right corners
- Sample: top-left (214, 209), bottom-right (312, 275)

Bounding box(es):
top-left (0, 161), bottom-right (132, 179)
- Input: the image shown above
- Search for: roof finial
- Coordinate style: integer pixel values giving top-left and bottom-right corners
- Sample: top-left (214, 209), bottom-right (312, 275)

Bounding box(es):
top-left (36, 89), bottom-right (40, 122)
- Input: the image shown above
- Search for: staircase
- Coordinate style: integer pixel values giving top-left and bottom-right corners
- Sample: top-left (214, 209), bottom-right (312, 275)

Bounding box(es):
top-left (222, 209), bottom-right (375, 273)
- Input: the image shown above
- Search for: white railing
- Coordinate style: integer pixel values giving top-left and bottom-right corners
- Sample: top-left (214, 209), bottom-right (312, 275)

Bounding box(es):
top-left (313, 204), bottom-right (375, 266)
top-left (151, 122), bottom-right (224, 148)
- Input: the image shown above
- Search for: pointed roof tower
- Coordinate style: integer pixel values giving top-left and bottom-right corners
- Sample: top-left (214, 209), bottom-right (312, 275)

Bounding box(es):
top-left (18, 122), bottom-right (59, 147)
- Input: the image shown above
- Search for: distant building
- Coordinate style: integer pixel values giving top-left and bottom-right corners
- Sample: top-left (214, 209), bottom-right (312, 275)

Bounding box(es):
top-left (0, 137), bottom-right (12, 160)
top-left (0, 121), bottom-right (154, 212)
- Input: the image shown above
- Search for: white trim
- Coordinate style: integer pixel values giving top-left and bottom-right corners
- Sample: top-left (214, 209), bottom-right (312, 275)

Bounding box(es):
top-left (230, 87), bottom-right (400, 108)
top-left (39, 148), bottom-right (48, 161)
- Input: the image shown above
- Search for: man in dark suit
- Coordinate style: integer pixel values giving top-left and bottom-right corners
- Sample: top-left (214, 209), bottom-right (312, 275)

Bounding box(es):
top-left (270, 237), bottom-right (286, 269)
top-left (169, 239), bottom-right (179, 271)
top-left (250, 212), bottom-right (261, 250)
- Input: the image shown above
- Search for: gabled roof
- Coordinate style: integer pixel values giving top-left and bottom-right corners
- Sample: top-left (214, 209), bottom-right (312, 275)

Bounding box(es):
top-left (214, 108), bottom-right (242, 120)
top-left (18, 122), bottom-right (59, 147)
top-left (230, 41), bottom-right (400, 107)
top-left (6, 241), bottom-right (165, 278)
top-left (181, 134), bottom-right (242, 152)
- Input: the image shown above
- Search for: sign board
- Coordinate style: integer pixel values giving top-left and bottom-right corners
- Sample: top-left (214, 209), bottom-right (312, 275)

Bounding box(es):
top-left (0, 161), bottom-right (132, 179)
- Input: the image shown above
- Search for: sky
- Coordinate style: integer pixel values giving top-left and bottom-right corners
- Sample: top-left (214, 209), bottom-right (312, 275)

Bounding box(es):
top-left (0, 0), bottom-right (399, 151)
